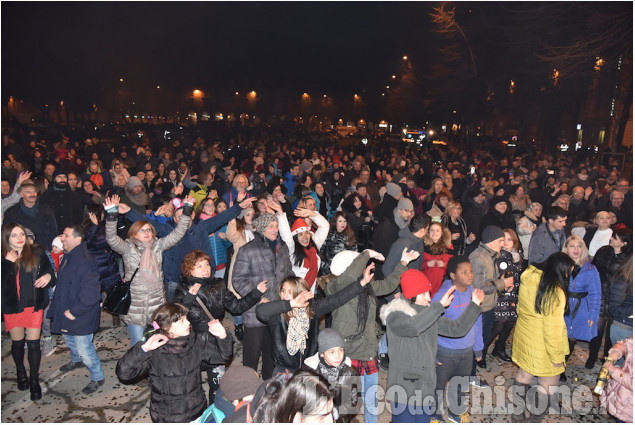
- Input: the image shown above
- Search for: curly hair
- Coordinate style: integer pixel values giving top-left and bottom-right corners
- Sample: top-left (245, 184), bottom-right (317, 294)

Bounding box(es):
top-left (180, 250), bottom-right (211, 278)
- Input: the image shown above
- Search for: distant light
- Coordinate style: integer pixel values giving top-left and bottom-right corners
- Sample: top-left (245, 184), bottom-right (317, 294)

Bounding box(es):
top-left (156, 86), bottom-right (160, 89)
top-left (392, 75), bottom-right (396, 79)
top-left (428, 130), bottom-right (434, 136)
top-left (362, 138), bottom-right (368, 145)
top-left (235, 92), bottom-right (239, 95)
top-left (119, 78), bottom-right (124, 82)
top-left (402, 56), bottom-right (408, 60)
top-left (576, 124), bottom-right (582, 130)
top-left (386, 85), bottom-right (390, 89)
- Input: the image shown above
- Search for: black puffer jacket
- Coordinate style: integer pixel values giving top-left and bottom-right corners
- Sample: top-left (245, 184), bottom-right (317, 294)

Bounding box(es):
top-left (85, 222), bottom-right (120, 293)
top-left (593, 246), bottom-right (629, 317)
top-left (173, 276), bottom-right (263, 333)
top-left (320, 230), bottom-right (358, 275)
top-left (116, 332), bottom-right (232, 423)
top-left (256, 280), bottom-right (365, 372)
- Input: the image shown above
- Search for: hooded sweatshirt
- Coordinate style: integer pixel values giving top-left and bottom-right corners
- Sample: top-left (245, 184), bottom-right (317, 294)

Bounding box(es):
top-left (432, 279), bottom-right (483, 358)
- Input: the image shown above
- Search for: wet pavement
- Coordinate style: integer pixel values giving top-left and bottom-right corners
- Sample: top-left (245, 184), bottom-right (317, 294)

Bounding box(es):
top-left (1, 311), bottom-right (617, 423)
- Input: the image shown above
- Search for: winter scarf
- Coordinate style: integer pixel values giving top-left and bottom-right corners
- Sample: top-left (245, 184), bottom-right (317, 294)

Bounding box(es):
top-left (286, 308), bottom-right (310, 355)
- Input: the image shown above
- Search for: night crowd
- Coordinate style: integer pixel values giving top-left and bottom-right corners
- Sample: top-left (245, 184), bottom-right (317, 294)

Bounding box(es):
top-left (1, 126), bottom-right (632, 423)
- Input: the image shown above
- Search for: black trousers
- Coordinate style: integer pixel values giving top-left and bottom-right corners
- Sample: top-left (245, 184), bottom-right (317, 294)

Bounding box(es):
top-left (484, 320), bottom-right (515, 354)
top-left (242, 326), bottom-right (274, 380)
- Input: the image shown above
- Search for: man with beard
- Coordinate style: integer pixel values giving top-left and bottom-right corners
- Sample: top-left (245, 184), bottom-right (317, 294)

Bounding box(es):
top-left (39, 170), bottom-right (85, 231)
top-left (119, 176), bottom-right (149, 214)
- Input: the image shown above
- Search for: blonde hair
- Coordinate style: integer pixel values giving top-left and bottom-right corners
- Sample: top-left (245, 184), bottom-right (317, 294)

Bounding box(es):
top-left (562, 235), bottom-right (589, 267)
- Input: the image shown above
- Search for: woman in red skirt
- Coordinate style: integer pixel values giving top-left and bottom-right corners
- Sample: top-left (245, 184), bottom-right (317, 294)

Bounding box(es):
top-left (1, 223), bottom-right (55, 400)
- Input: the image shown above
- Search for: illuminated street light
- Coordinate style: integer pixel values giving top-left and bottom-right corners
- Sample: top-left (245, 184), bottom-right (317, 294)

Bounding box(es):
top-left (193, 89), bottom-right (203, 98)
top-left (156, 85), bottom-right (160, 89)
top-left (119, 78), bottom-right (124, 82)
top-left (402, 55), bottom-right (408, 60)
top-left (392, 75), bottom-right (396, 79)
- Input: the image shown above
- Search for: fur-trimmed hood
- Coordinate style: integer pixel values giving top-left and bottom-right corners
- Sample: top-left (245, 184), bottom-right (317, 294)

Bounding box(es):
top-left (303, 352), bottom-right (352, 370)
top-left (379, 298), bottom-right (417, 326)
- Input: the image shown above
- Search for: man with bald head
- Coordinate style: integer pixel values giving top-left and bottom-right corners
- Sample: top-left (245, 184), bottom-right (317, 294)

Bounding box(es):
top-left (568, 186), bottom-right (591, 222)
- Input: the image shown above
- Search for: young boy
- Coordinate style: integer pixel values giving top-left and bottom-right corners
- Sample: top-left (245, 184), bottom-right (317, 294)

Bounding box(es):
top-left (209, 365), bottom-right (262, 423)
top-left (431, 255), bottom-right (483, 423)
top-left (304, 328), bottom-right (359, 422)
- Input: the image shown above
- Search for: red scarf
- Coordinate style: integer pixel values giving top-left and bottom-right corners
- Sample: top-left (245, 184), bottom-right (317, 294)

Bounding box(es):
top-left (303, 246), bottom-right (318, 288)
top-left (51, 251), bottom-right (64, 272)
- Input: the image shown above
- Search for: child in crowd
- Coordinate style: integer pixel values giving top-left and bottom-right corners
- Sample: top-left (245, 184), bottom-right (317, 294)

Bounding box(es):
top-left (600, 337), bottom-right (633, 423)
top-left (304, 328), bottom-right (359, 422)
top-left (198, 365), bottom-right (263, 423)
top-left (380, 269), bottom-right (484, 423)
top-left (115, 303), bottom-right (232, 423)
top-left (432, 256), bottom-right (483, 423)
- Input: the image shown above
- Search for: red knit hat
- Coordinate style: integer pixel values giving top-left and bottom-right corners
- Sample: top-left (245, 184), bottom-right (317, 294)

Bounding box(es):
top-left (291, 218), bottom-right (311, 236)
top-left (400, 269), bottom-right (432, 299)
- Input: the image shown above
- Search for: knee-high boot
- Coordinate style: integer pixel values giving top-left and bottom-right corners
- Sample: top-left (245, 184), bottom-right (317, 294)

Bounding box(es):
top-left (27, 340), bottom-right (42, 400)
top-left (11, 338), bottom-right (29, 391)
top-left (510, 380), bottom-right (530, 422)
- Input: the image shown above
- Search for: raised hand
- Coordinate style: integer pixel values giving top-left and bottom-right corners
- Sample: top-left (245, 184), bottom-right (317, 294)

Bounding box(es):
top-left (256, 280), bottom-right (267, 293)
top-left (173, 185), bottom-right (184, 196)
top-left (16, 171), bottom-right (32, 186)
top-left (141, 333), bottom-right (169, 352)
top-left (183, 195), bottom-right (196, 206)
top-left (294, 207), bottom-right (314, 218)
top-left (290, 290), bottom-right (314, 308)
top-left (88, 212), bottom-right (99, 225)
top-left (360, 263), bottom-right (375, 286)
top-left (208, 320), bottom-right (227, 339)
top-left (118, 203), bottom-right (131, 214)
top-left (400, 248), bottom-right (420, 264)
top-left (439, 285), bottom-right (456, 307)
top-left (471, 288), bottom-right (484, 305)
top-left (267, 198), bottom-right (283, 213)
top-left (239, 196), bottom-right (257, 209)
top-left (363, 249), bottom-right (385, 262)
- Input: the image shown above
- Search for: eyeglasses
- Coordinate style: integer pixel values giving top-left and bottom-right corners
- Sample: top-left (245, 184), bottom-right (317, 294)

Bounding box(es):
top-left (138, 227), bottom-right (153, 234)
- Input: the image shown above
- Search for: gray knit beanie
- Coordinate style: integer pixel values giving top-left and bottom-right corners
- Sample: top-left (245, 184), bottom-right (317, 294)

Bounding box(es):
top-left (318, 328), bottom-right (345, 354)
top-left (385, 182), bottom-right (401, 198)
top-left (481, 225), bottom-right (505, 244)
top-left (253, 213), bottom-right (277, 234)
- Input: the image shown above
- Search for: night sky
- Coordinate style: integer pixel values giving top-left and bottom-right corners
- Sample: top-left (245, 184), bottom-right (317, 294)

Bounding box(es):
top-left (2, 2), bottom-right (440, 106)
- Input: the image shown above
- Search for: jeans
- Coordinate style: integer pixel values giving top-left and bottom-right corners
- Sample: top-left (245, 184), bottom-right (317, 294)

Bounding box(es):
top-left (41, 288), bottom-right (55, 338)
top-left (127, 323), bottom-right (146, 347)
top-left (165, 280), bottom-right (179, 302)
top-left (391, 401), bottom-right (436, 423)
top-left (361, 371), bottom-right (379, 423)
top-left (62, 334), bottom-right (104, 381)
top-left (233, 314), bottom-right (243, 326)
top-left (610, 323), bottom-right (632, 346)
top-left (378, 334), bottom-right (388, 355)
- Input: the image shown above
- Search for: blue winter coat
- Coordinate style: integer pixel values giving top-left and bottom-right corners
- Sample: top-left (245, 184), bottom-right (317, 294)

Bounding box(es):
top-left (564, 261), bottom-right (601, 342)
top-left (125, 204), bottom-right (242, 283)
top-left (48, 242), bottom-right (102, 336)
top-left (86, 222), bottom-right (120, 293)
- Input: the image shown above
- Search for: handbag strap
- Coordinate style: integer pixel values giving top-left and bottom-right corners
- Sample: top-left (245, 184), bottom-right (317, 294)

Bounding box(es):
top-left (195, 296), bottom-right (215, 321)
top-left (127, 266), bottom-right (140, 284)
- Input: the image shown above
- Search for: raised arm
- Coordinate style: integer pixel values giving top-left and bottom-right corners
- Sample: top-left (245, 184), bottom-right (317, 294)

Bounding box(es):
top-left (103, 195), bottom-right (130, 255)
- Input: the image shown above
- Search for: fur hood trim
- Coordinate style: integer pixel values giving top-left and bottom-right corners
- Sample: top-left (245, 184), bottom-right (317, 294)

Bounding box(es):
top-left (379, 298), bottom-right (417, 326)
top-left (303, 352), bottom-right (352, 369)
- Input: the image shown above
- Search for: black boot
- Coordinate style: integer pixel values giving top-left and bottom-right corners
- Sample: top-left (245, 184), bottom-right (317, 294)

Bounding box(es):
top-left (510, 380), bottom-right (529, 422)
top-left (12, 338), bottom-right (29, 391)
top-left (27, 340), bottom-right (42, 400)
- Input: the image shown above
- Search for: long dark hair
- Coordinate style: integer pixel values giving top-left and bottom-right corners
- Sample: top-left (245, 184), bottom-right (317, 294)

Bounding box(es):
top-left (292, 233), bottom-right (318, 268)
top-left (1, 223), bottom-right (38, 272)
top-left (255, 370), bottom-right (333, 423)
top-left (330, 211), bottom-right (355, 246)
top-left (534, 252), bottom-right (575, 315)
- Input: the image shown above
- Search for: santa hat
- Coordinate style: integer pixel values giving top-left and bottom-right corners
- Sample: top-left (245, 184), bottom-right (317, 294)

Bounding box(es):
top-left (291, 218), bottom-right (311, 236)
